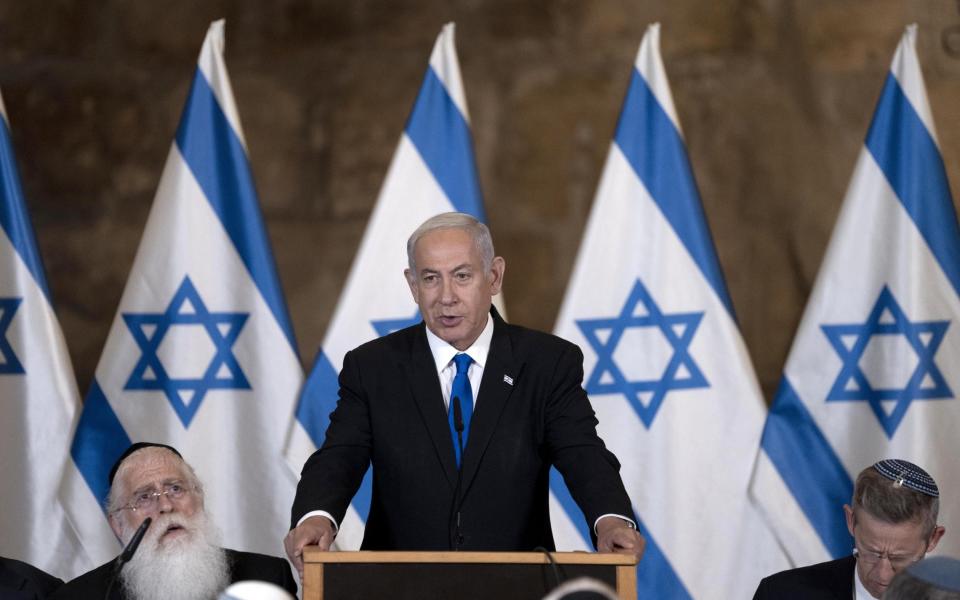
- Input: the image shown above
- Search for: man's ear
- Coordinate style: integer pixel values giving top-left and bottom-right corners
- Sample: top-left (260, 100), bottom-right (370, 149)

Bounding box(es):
top-left (488, 256), bottom-right (505, 296)
top-left (844, 504), bottom-right (856, 537)
top-left (404, 268), bottom-right (419, 303)
top-left (927, 525), bottom-right (946, 552)
top-left (108, 513), bottom-right (123, 540)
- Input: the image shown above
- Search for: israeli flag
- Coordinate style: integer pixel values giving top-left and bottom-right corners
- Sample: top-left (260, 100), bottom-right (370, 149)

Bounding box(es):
top-left (284, 22), bottom-right (497, 550)
top-left (0, 91), bottom-right (90, 579)
top-left (750, 24), bottom-right (960, 567)
top-left (549, 24), bottom-right (789, 599)
top-left (61, 20), bottom-right (303, 565)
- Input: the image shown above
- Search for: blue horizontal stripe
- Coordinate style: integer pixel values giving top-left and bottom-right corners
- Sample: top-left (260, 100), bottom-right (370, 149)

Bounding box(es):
top-left (614, 69), bottom-right (735, 320)
top-left (71, 379), bottom-right (132, 510)
top-left (549, 467), bottom-right (593, 548)
top-left (550, 469), bottom-right (691, 599)
top-left (760, 377), bottom-right (853, 558)
top-left (405, 67), bottom-right (486, 221)
top-left (865, 73), bottom-right (960, 298)
top-left (296, 350), bottom-right (341, 448)
top-left (0, 117), bottom-right (51, 302)
top-left (175, 69), bottom-right (298, 352)
top-left (635, 515), bottom-right (692, 600)
top-left (353, 466), bottom-right (373, 525)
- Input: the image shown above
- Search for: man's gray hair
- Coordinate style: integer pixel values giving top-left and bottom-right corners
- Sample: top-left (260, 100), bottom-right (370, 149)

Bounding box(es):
top-left (853, 465), bottom-right (940, 539)
top-left (106, 446), bottom-right (205, 514)
top-left (406, 212), bottom-right (495, 273)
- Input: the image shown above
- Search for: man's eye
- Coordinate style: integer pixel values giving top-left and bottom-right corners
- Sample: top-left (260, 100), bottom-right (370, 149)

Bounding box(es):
top-left (168, 484), bottom-right (184, 494)
top-left (135, 492), bottom-right (153, 502)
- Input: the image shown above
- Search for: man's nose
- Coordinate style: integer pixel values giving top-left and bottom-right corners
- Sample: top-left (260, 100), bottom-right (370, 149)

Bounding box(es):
top-left (440, 278), bottom-right (457, 304)
top-left (156, 492), bottom-right (175, 514)
top-left (875, 557), bottom-right (896, 583)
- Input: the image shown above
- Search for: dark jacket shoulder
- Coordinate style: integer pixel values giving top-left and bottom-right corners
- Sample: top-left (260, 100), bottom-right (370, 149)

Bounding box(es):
top-left (753, 555), bottom-right (855, 600)
top-left (0, 556), bottom-right (63, 599)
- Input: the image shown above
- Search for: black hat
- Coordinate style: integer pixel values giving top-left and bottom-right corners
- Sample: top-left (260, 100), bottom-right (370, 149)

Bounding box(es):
top-left (108, 442), bottom-right (183, 486)
top-left (873, 459), bottom-right (939, 498)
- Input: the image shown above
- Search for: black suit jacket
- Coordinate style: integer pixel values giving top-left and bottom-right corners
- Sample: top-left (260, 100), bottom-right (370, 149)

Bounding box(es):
top-left (49, 548), bottom-right (296, 599)
top-left (0, 556), bottom-right (62, 600)
top-left (291, 308), bottom-right (635, 551)
top-left (753, 555), bottom-right (856, 600)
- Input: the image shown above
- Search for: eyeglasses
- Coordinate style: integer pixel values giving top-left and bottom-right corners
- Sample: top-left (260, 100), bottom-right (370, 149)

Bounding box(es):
top-left (853, 544), bottom-right (925, 571)
top-left (115, 482), bottom-right (193, 514)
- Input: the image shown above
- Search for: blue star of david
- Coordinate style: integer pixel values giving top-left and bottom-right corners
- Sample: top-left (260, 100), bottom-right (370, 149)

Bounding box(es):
top-left (821, 285), bottom-right (952, 438)
top-left (123, 276), bottom-right (250, 427)
top-left (371, 310), bottom-right (422, 337)
top-left (577, 279), bottom-right (708, 428)
top-left (0, 297), bottom-right (25, 375)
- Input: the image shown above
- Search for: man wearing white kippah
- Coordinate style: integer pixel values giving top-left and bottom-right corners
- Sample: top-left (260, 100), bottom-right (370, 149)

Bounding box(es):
top-left (754, 459), bottom-right (946, 600)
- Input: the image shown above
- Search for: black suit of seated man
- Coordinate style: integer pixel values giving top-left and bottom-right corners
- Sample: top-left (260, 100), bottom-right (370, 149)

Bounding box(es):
top-left (0, 556), bottom-right (63, 600)
top-left (285, 212), bottom-right (645, 577)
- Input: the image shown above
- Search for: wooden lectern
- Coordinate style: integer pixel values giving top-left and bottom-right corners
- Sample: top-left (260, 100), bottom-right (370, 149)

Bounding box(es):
top-left (302, 549), bottom-right (637, 600)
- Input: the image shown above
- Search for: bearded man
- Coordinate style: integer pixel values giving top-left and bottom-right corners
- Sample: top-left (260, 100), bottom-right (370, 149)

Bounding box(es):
top-left (52, 443), bottom-right (296, 600)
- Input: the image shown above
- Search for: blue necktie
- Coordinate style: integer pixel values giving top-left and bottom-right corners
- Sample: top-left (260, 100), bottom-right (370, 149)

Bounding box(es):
top-left (448, 353), bottom-right (473, 467)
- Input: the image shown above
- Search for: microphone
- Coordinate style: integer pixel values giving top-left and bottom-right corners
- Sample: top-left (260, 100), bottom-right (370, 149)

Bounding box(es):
top-left (120, 516), bottom-right (153, 563)
top-left (449, 396), bottom-right (465, 550)
top-left (104, 517), bottom-right (152, 600)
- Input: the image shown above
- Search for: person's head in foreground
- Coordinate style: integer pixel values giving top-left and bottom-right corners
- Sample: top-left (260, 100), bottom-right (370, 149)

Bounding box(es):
top-left (107, 442), bottom-right (230, 600)
top-left (541, 576), bottom-right (619, 600)
top-left (882, 556), bottom-right (960, 600)
top-left (846, 459), bottom-right (946, 598)
top-left (219, 580), bottom-right (294, 600)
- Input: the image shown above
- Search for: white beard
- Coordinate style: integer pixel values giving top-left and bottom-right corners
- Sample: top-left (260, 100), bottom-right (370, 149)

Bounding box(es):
top-left (119, 511), bottom-right (230, 600)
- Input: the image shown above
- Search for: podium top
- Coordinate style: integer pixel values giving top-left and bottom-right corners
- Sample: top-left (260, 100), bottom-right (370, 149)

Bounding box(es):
top-left (302, 549), bottom-right (637, 566)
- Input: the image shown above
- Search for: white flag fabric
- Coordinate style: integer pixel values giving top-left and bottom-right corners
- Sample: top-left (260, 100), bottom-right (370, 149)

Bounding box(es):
top-left (284, 22), bottom-right (498, 550)
top-left (61, 20), bottom-right (303, 566)
top-left (0, 91), bottom-right (90, 579)
top-left (549, 24), bottom-right (789, 599)
top-left (750, 24), bottom-right (960, 567)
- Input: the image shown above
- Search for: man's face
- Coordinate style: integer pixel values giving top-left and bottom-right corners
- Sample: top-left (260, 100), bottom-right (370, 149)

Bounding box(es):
top-left (405, 227), bottom-right (504, 351)
top-left (109, 449), bottom-right (202, 548)
top-left (844, 505), bottom-right (944, 598)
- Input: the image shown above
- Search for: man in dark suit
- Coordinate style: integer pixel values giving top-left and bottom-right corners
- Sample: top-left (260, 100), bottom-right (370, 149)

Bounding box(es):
top-left (53, 443), bottom-right (296, 600)
top-left (0, 556), bottom-right (62, 599)
top-left (285, 212), bottom-right (643, 575)
top-left (753, 459), bottom-right (945, 600)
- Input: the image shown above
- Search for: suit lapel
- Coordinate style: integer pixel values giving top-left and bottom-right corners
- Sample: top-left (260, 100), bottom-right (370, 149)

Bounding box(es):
top-left (402, 324), bottom-right (460, 489)
top-left (460, 310), bottom-right (519, 494)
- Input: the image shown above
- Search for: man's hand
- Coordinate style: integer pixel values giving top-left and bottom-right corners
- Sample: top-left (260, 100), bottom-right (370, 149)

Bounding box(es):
top-left (283, 516), bottom-right (337, 578)
top-left (596, 516), bottom-right (645, 563)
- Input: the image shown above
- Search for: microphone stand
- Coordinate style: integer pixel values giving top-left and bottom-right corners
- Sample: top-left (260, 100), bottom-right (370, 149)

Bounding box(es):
top-left (104, 516), bottom-right (152, 600)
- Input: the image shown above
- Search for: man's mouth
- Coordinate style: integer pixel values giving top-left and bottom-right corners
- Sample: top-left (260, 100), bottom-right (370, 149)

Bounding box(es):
top-left (159, 523), bottom-right (186, 540)
top-left (438, 315), bottom-right (462, 326)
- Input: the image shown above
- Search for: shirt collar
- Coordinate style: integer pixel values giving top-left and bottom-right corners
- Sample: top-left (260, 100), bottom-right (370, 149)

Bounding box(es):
top-left (425, 311), bottom-right (494, 372)
top-left (853, 560), bottom-right (871, 600)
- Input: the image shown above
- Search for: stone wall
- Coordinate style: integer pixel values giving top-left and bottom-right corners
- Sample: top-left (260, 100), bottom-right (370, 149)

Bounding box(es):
top-left (1, 0), bottom-right (958, 399)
